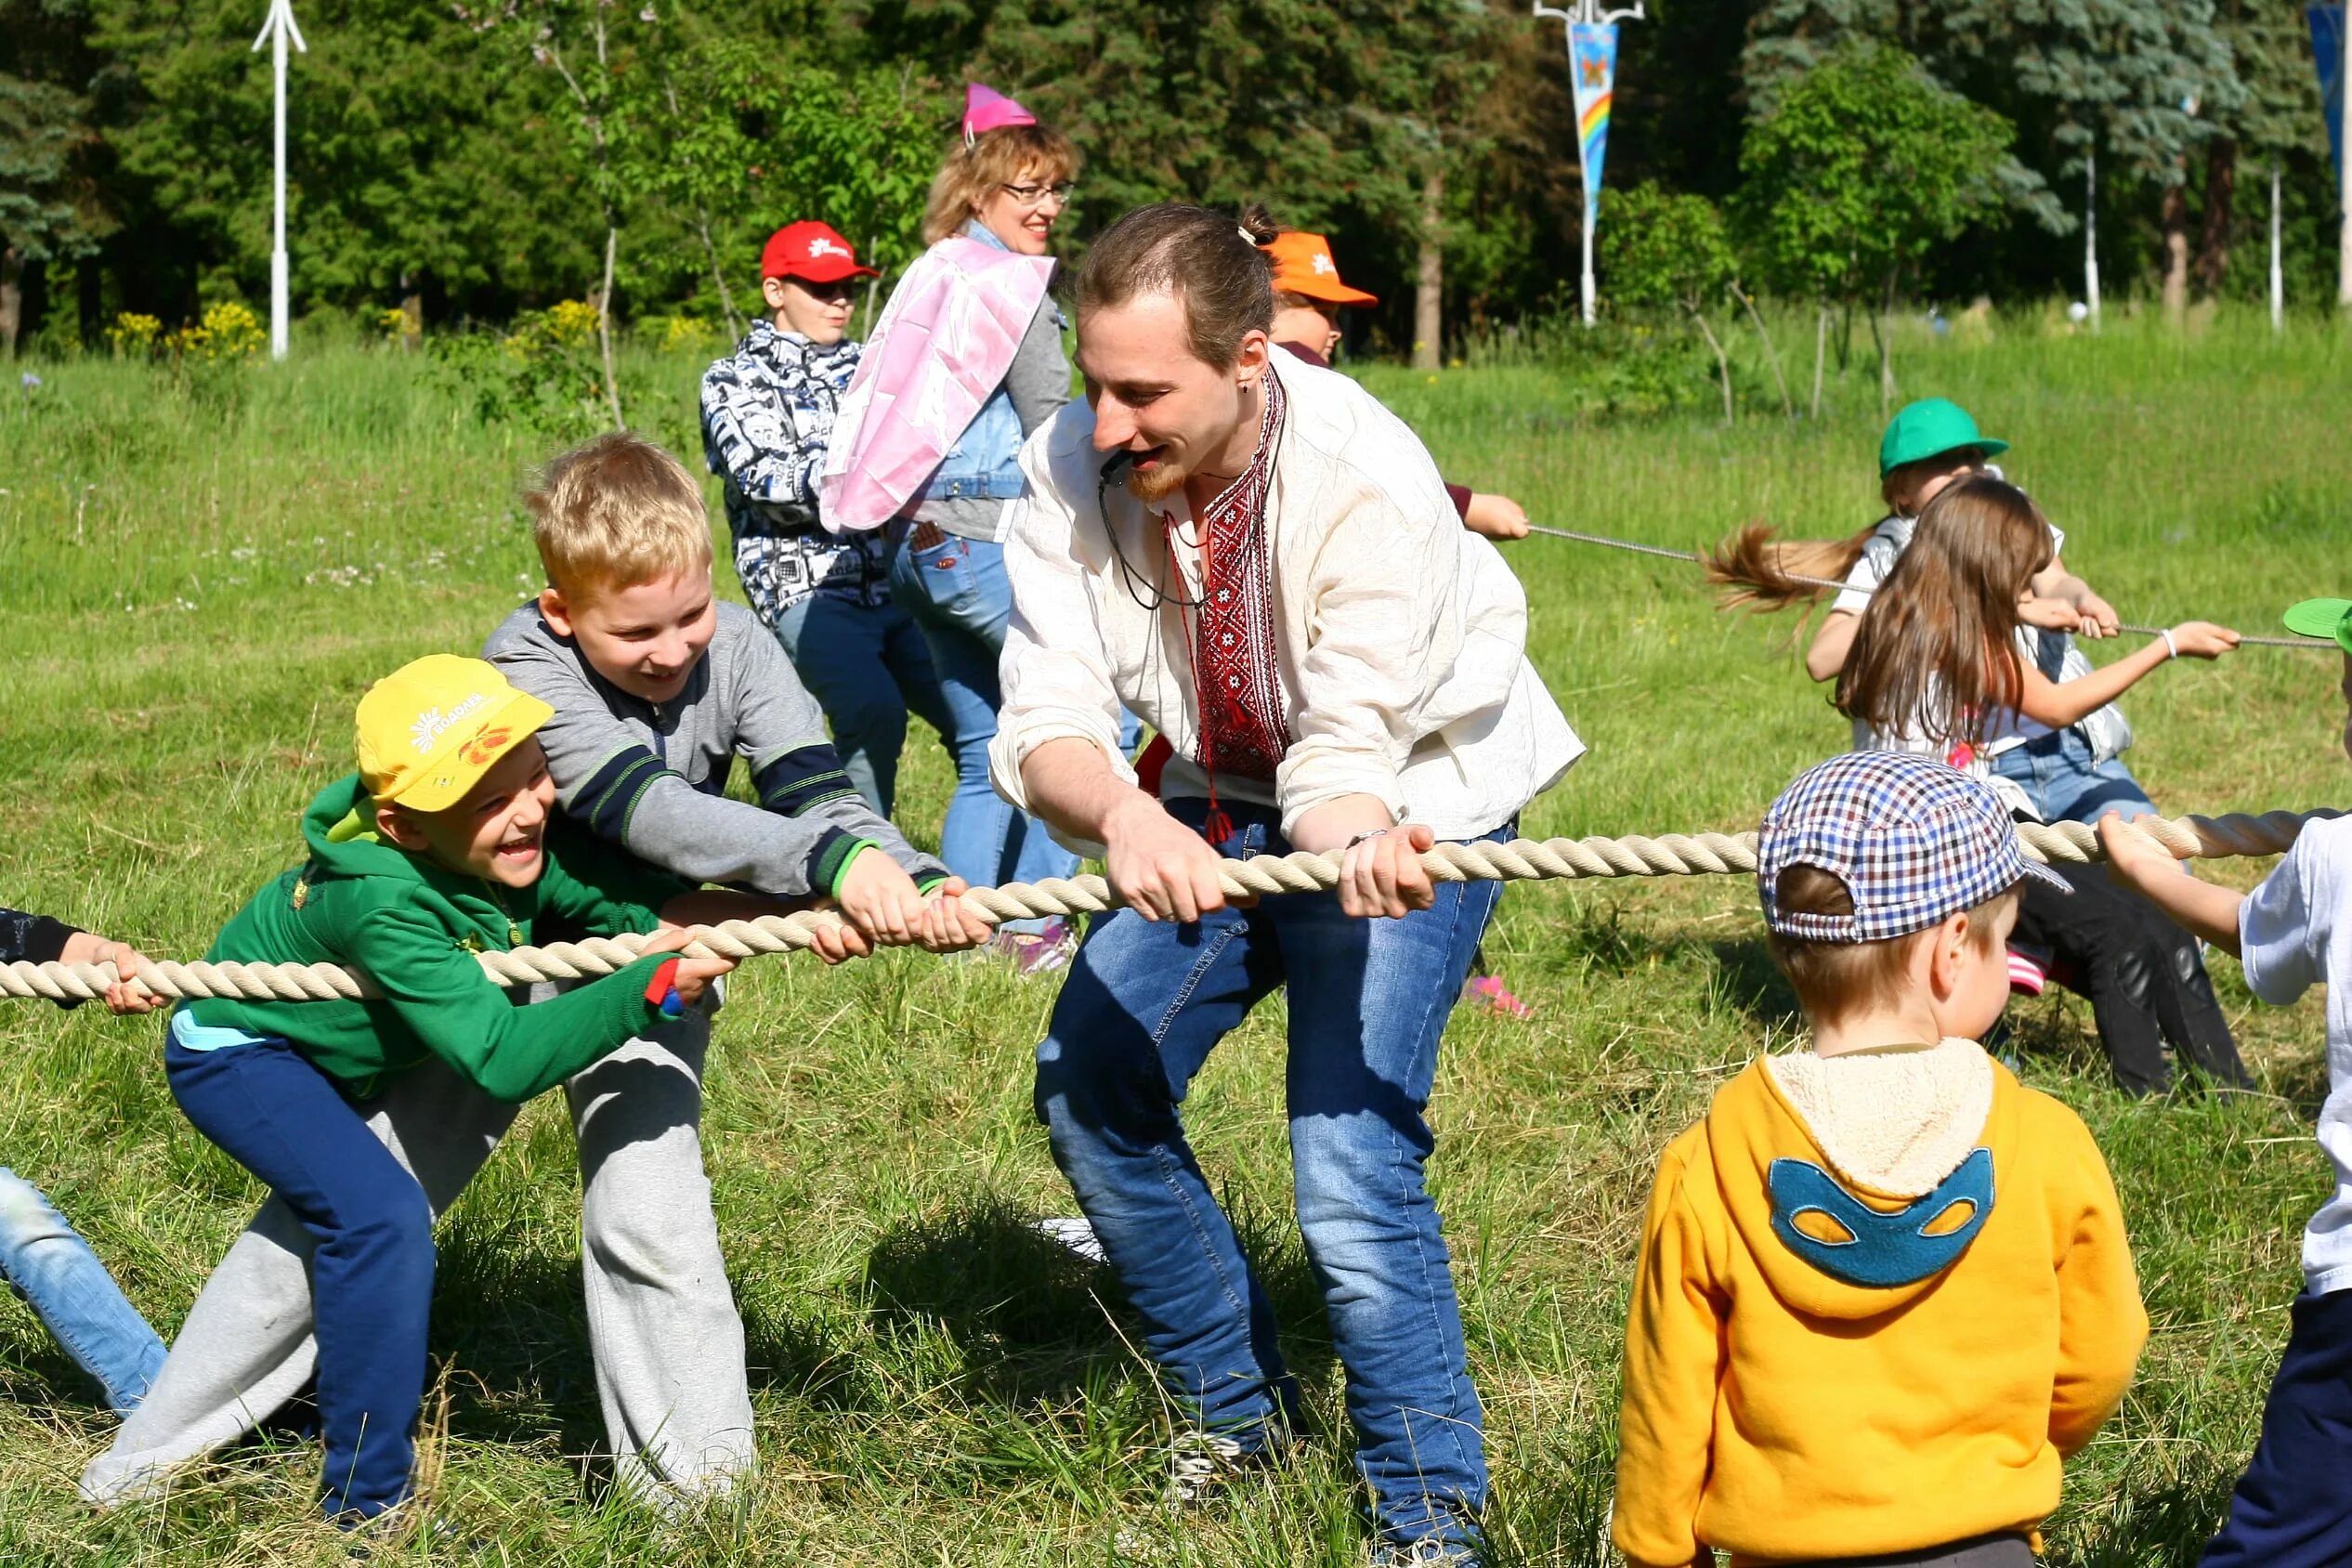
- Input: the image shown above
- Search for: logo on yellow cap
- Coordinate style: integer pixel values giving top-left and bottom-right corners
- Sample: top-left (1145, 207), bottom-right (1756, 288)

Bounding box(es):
top-left (357, 656), bottom-right (554, 814)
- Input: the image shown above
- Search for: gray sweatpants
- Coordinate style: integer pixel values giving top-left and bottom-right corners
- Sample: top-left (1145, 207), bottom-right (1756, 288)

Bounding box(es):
top-left (81, 1003), bottom-right (752, 1510)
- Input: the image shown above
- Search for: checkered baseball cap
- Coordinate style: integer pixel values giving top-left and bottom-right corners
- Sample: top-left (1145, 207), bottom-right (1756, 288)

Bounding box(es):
top-left (1757, 751), bottom-right (2070, 944)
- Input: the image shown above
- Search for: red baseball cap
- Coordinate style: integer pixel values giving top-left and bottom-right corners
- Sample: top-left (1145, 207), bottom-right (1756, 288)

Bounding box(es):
top-left (760, 222), bottom-right (880, 284)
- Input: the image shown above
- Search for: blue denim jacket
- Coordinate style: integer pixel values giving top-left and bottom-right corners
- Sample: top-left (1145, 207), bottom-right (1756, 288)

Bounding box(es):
top-left (924, 222), bottom-right (1033, 503)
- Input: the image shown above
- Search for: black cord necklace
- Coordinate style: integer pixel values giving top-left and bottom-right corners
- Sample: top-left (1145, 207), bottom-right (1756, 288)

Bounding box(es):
top-left (1097, 364), bottom-right (1286, 615)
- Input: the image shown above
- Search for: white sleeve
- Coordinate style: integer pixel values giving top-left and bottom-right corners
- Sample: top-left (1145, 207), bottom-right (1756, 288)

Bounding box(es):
top-left (1830, 526), bottom-right (1897, 617)
top-left (1274, 471), bottom-right (1460, 834)
top-left (987, 477), bottom-right (1133, 818)
top-left (2240, 835), bottom-right (2332, 1006)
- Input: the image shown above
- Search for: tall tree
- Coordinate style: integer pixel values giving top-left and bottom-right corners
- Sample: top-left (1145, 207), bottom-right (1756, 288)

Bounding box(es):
top-left (0, 0), bottom-right (116, 351)
top-left (1737, 42), bottom-right (2014, 409)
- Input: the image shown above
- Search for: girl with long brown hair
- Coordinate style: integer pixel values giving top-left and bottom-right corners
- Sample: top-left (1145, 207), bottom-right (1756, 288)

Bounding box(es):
top-left (1836, 477), bottom-right (2252, 1095)
top-left (1836, 477), bottom-right (2236, 777)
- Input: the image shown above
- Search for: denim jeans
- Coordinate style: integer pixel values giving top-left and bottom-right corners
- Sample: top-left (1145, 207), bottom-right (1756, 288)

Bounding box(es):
top-left (891, 530), bottom-right (1079, 929)
top-left (769, 591), bottom-right (955, 817)
top-left (0, 1167), bottom-right (164, 1413)
top-left (1034, 798), bottom-right (1502, 1547)
top-left (1987, 729), bottom-right (2157, 825)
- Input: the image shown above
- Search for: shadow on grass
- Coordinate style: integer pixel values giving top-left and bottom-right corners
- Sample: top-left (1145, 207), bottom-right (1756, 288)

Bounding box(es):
top-left (862, 1189), bottom-right (1341, 1413)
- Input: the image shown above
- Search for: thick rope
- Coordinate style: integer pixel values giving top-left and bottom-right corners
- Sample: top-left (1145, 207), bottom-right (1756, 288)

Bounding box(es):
top-left (1525, 524), bottom-right (2335, 650)
top-left (5, 809), bottom-right (2333, 1005)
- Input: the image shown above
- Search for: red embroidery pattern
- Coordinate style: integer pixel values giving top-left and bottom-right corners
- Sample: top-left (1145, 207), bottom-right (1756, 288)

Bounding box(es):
top-left (1168, 368), bottom-right (1289, 841)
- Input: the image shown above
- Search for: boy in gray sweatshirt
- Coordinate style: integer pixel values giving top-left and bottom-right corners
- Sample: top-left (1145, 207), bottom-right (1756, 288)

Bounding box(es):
top-left (85, 435), bottom-right (987, 1518)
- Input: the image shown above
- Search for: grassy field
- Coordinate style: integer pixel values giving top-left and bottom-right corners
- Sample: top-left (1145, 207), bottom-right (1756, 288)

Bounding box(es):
top-left (0, 310), bottom-right (2347, 1565)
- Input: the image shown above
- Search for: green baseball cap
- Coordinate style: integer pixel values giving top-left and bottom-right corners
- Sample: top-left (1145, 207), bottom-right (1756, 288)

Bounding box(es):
top-left (1878, 398), bottom-right (2010, 477)
top-left (2283, 598), bottom-right (2352, 651)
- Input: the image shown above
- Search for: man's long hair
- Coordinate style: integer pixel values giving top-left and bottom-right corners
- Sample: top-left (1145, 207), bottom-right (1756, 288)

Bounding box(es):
top-left (1076, 203), bottom-right (1279, 368)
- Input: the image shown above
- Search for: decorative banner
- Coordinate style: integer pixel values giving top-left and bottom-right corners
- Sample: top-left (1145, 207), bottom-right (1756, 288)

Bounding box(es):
top-left (2314, 4), bottom-right (2345, 179)
top-left (1569, 21), bottom-right (1619, 230)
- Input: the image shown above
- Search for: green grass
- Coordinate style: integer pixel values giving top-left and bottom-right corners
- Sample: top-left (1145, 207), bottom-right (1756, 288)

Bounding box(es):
top-left (0, 308), bottom-right (2347, 1564)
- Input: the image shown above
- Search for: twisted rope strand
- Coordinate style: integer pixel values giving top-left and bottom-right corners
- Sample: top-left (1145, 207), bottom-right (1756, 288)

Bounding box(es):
top-left (6, 808), bottom-right (2333, 1005)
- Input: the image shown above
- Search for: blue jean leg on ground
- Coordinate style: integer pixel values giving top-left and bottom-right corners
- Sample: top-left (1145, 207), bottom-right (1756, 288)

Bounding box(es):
top-left (890, 533), bottom-right (1078, 930)
top-left (770, 592), bottom-right (954, 817)
top-left (1036, 798), bottom-right (1498, 1546)
top-left (0, 1166), bottom-right (165, 1413)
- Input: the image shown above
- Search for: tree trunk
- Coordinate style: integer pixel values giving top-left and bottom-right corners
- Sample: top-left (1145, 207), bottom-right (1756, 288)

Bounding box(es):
top-left (596, 224), bottom-right (625, 429)
top-left (399, 270), bottom-right (423, 352)
top-left (1731, 281), bottom-right (1793, 420)
top-left (2160, 175), bottom-right (2189, 325)
top-left (859, 234), bottom-right (883, 339)
top-left (1810, 304), bottom-right (1828, 421)
top-left (697, 210), bottom-right (742, 340)
top-left (1688, 305), bottom-right (1734, 426)
top-left (2193, 136), bottom-right (2237, 296)
top-left (0, 245), bottom-right (22, 358)
top-left (1412, 167), bottom-right (1444, 372)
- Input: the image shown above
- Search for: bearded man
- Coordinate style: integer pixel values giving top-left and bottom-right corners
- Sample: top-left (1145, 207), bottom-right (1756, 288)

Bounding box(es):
top-left (989, 203), bottom-right (1581, 1563)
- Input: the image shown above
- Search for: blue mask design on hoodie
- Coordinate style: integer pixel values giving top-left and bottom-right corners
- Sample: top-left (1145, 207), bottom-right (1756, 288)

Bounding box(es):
top-left (1767, 1146), bottom-right (1995, 1288)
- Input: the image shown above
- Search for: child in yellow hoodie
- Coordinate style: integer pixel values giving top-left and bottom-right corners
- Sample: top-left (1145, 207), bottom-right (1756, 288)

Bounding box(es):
top-left (1613, 750), bottom-right (2149, 1568)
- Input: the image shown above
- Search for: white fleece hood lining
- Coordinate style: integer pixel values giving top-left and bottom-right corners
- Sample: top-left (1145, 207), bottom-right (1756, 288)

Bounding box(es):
top-left (1765, 1037), bottom-right (1994, 1199)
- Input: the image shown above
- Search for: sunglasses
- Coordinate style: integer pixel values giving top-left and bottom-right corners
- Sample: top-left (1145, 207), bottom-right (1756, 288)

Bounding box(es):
top-left (784, 277), bottom-right (858, 302)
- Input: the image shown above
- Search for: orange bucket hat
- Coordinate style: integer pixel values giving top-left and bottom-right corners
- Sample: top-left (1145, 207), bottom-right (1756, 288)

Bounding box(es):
top-left (1261, 230), bottom-right (1378, 307)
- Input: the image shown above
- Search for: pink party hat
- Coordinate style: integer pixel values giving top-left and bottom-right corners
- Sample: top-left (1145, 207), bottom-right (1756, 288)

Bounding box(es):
top-left (962, 83), bottom-right (1038, 145)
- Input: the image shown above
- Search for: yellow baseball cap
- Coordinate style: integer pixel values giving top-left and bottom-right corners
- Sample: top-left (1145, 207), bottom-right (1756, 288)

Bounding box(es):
top-left (356, 655), bottom-right (555, 813)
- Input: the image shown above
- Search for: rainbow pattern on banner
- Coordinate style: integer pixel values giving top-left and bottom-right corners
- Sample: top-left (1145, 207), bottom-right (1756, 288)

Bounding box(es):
top-left (1569, 21), bottom-right (1619, 228)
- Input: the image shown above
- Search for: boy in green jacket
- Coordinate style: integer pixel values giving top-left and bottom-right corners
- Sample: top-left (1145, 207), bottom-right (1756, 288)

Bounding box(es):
top-left (159, 653), bottom-right (735, 1524)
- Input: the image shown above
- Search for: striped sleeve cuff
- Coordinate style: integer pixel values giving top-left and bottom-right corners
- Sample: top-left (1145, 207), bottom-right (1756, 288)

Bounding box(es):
top-left (810, 830), bottom-right (878, 899)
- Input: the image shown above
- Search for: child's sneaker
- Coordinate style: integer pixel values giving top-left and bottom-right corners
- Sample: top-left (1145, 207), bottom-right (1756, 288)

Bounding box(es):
top-left (1460, 973), bottom-right (1532, 1020)
top-left (990, 918), bottom-right (1078, 978)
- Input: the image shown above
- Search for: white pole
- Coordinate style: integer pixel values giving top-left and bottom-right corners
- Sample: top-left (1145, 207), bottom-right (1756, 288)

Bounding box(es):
top-left (2273, 163), bottom-right (2285, 332)
top-left (2084, 149), bottom-right (2101, 333)
top-left (252, 0), bottom-right (306, 361)
top-left (1581, 208), bottom-right (1597, 327)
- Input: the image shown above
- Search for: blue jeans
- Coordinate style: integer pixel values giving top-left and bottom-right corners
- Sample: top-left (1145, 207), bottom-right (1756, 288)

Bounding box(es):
top-left (1035, 798), bottom-right (1501, 1547)
top-left (769, 591), bottom-right (955, 817)
top-left (167, 1036), bottom-right (435, 1521)
top-left (891, 531), bottom-right (1079, 928)
top-left (0, 1167), bottom-right (164, 1413)
top-left (1988, 729), bottom-right (2157, 824)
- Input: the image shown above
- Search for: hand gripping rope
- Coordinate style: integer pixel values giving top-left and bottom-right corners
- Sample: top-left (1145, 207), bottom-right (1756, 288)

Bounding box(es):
top-left (3, 809), bottom-right (2334, 1005)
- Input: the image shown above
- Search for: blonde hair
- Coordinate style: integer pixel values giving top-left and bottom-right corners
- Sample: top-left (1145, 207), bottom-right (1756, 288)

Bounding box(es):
top-left (525, 432), bottom-right (712, 595)
top-left (921, 124), bottom-right (1080, 247)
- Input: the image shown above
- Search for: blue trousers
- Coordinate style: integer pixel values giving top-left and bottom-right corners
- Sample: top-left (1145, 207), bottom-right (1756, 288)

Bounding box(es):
top-left (2203, 1289), bottom-right (2352, 1567)
top-left (768, 591), bottom-right (954, 817)
top-left (0, 1167), bottom-right (165, 1413)
top-left (166, 1037), bottom-right (435, 1521)
top-left (890, 530), bottom-right (1079, 928)
top-left (1034, 798), bottom-right (1501, 1547)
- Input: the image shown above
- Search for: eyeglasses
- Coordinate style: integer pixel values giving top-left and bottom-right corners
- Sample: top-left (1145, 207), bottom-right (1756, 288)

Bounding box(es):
top-left (1000, 180), bottom-right (1076, 208)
